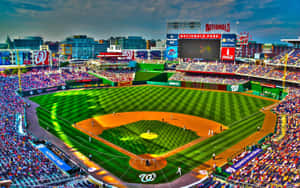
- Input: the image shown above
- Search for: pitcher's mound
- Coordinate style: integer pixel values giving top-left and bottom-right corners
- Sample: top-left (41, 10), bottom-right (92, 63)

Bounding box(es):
top-left (129, 154), bottom-right (167, 172)
top-left (140, 132), bottom-right (158, 140)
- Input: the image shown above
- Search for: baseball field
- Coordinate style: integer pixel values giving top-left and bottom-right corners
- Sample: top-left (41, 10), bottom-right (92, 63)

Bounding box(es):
top-left (30, 86), bottom-right (275, 184)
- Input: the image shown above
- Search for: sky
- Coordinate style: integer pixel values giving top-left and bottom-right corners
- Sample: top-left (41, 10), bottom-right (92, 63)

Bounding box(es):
top-left (0, 0), bottom-right (299, 43)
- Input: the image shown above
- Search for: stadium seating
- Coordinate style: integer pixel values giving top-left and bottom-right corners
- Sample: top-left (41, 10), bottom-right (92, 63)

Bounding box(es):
top-left (270, 49), bottom-right (300, 66)
top-left (249, 65), bottom-right (272, 77)
top-left (175, 62), bottom-right (300, 82)
top-left (169, 73), bottom-right (248, 85)
top-left (20, 69), bottom-right (97, 91)
top-left (206, 64), bottom-right (225, 72)
top-left (224, 64), bottom-right (240, 73)
top-left (95, 69), bottom-right (135, 82)
top-left (0, 76), bottom-right (69, 186)
top-left (227, 88), bottom-right (300, 187)
top-left (190, 64), bottom-right (207, 71)
top-left (236, 64), bottom-right (256, 75)
top-left (268, 69), bottom-right (284, 80)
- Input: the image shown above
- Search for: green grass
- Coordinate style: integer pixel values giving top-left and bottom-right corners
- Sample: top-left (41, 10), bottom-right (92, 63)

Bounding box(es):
top-left (100, 120), bottom-right (199, 155)
top-left (30, 86), bottom-right (274, 184)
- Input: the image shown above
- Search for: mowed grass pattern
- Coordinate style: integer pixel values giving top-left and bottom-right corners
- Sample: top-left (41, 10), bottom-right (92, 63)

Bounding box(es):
top-left (100, 120), bottom-right (199, 155)
top-left (31, 86), bottom-right (273, 126)
top-left (30, 86), bottom-right (274, 183)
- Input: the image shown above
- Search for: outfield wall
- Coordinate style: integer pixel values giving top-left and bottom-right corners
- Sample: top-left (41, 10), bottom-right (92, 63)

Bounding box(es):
top-left (250, 81), bottom-right (285, 100)
top-left (137, 63), bottom-right (165, 71)
top-left (134, 71), bottom-right (174, 82)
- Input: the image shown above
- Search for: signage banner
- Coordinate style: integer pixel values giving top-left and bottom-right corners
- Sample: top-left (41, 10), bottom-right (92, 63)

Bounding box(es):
top-left (226, 148), bottom-right (262, 174)
top-left (263, 43), bottom-right (273, 54)
top-left (36, 144), bottom-right (72, 171)
top-left (205, 23), bottom-right (230, 32)
top-left (136, 51), bottom-right (148, 59)
top-left (221, 47), bottom-right (236, 61)
top-left (260, 83), bottom-right (276, 88)
top-left (166, 46), bottom-right (178, 59)
top-left (221, 34), bottom-right (236, 47)
top-left (166, 34), bottom-right (179, 39)
top-left (34, 51), bottom-right (49, 65)
top-left (179, 33), bottom-right (221, 39)
top-left (166, 40), bottom-right (178, 46)
top-left (0, 51), bottom-right (11, 65)
top-left (122, 50), bottom-right (135, 60)
top-left (237, 32), bottom-right (249, 45)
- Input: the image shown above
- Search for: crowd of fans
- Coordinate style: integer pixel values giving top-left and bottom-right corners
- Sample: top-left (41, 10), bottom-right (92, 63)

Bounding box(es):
top-left (176, 63), bottom-right (300, 82)
top-left (95, 69), bottom-right (135, 82)
top-left (206, 64), bottom-right (225, 72)
top-left (250, 65), bottom-right (272, 77)
top-left (225, 88), bottom-right (300, 187)
top-left (20, 68), bottom-right (96, 91)
top-left (170, 73), bottom-right (248, 85)
top-left (0, 75), bottom-right (69, 186)
top-left (270, 49), bottom-right (300, 66)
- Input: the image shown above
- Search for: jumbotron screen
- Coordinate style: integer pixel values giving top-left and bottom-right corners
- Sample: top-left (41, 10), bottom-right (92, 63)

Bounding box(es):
top-left (178, 39), bottom-right (221, 60)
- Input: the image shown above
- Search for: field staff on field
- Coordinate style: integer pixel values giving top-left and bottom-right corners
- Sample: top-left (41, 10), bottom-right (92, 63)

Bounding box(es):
top-left (176, 166), bottom-right (182, 176)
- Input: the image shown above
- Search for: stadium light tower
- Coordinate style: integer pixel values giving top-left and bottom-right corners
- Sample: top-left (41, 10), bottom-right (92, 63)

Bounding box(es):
top-left (17, 50), bottom-right (22, 92)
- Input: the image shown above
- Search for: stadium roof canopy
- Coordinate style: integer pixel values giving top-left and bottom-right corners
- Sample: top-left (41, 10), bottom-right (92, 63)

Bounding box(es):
top-left (280, 37), bottom-right (300, 48)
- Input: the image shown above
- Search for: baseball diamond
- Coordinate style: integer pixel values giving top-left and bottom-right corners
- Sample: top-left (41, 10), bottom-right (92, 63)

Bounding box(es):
top-left (29, 85), bottom-right (276, 184)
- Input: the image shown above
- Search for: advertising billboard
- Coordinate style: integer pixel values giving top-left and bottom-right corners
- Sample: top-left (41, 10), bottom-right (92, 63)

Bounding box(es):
top-left (179, 33), bottom-right (221, 39)
top-left (221, 47), bottom-right (236, 61)
top-left (15, 51), bottom-right (24, 65)
top-left (23, 51), bottom-right (31, 65)
top-left (33, 51), bottom-right (50, 65)
top-left (166, 34), bottom-right (179, 39)
top-left (0, 51), bottom-right (11, 65)
top-left (150, 50), bottom-right (162, 60)
top-left (122, 50), bottom-right (135, 60)
top-left (205, 23), bottom-right (230, 32)
top-left (166, 40), bottom-right (178, 46)
top-left (237, 32), bottom-right (249, 45)
top-left (178, 39), bottom-right (221, 59)
top-left (136, 51), bottom-right (148, 59)
top-left (263, 43), bottom-right (273, 54)
top-left (166, 46), bottom-right (178, 59)
top-left (221, 34), bottom-right (236, 47)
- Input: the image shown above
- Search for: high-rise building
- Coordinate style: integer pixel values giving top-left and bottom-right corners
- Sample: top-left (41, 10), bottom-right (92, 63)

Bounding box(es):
top-left (60, 35), bottom-right (108, 59)
top-left (119, 36), bottom-right (147, 49)
top-left (45, 41), bottom-right (60, 54)
top-left (10, 36), bottom-right (43, 50)
top-left (146, 40), bottom-right (156, 49)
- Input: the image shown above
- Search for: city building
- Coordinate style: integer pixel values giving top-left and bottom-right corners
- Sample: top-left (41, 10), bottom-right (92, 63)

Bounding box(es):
top-left (237, 41), bottom-right (292, 58)
top-left (40, 44), bottom-right (49, 51)
top-left (0, 43), bottom-right (8, 49)
top-left (45, 41), bottom-right (60, 54)
top-left (10, 36), bottom-right (43, 50)
top-left (151, 40), bottom-right (166, 50)
top-left (59, 44), bottom-right (72, 58)
top-left (60, 35), bottom-right (108, 59)
top-left (119, 36), bottom-right (146, 49)
top-left (94, 40), bottom-right (109, 55)
top-left (109, 36), bottom-right (126, 46)
top-left (146, 40), bottom-right (156, 49)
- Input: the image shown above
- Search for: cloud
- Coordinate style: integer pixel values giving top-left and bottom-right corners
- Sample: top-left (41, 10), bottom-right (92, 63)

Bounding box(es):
top-left (0, 0), bottom-right (298, 43)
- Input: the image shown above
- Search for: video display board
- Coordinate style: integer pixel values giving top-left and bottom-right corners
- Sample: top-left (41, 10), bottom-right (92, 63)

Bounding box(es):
top-left (0, 51), bottom-right (11, 65)
top-left (178, 39), bottom-right (220, 60)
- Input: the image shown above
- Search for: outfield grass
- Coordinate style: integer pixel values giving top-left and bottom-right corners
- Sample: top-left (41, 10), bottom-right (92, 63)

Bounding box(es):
top-left (100, 120), bottom-right (199, 155)
top-left (30, 86), bottom-right (274, 184)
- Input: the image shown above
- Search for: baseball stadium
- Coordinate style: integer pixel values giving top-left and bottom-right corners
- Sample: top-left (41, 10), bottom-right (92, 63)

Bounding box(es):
top-left (0, 2), bottom-right (299, 188)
